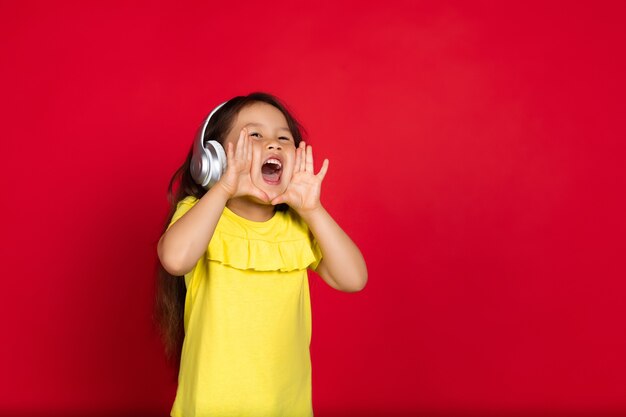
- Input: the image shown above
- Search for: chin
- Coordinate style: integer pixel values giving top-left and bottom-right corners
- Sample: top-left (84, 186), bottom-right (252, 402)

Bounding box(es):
top-left (263, 186), bottom-right (286, 202)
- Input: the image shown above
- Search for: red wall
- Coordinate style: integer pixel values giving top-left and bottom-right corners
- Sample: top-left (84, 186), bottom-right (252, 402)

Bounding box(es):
top-left (1, 1), bottom-right (625, 416)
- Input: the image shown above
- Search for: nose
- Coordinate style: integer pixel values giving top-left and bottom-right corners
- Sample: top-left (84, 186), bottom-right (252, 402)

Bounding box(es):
top-left (265, 138), bottom-right (282, 150)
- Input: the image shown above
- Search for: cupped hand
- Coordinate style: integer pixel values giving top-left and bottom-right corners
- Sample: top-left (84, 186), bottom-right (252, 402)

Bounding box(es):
top-left (215, 128), bottom-right (269, 202)
top-left (271, 141), bottom-right (329, 214)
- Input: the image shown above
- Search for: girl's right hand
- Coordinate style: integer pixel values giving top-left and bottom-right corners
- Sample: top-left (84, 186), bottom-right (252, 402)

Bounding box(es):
top-left (215, 128), bottom-right (269, 202)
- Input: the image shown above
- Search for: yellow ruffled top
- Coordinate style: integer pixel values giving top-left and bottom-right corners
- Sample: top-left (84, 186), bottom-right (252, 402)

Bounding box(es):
top-left (168, 196), bottom-right (321, 417)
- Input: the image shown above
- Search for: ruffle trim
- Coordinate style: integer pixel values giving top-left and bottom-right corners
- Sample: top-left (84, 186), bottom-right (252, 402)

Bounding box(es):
top-left (207, 230), bottom-right (319, 272)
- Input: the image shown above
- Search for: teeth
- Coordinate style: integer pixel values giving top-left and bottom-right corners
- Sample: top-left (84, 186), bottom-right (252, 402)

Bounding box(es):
top-left (264, 158), bottom-right (282, 168)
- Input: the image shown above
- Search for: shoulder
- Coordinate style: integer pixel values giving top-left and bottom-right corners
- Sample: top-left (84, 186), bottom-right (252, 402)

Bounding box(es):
top-left (167, 195), bottom-right (200, 230)
top-left (177, 195), bottom-right (199, 208)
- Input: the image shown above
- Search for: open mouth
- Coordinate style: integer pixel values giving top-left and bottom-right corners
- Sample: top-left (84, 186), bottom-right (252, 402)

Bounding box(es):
top-left (261, 158), bottom-right (282, 184)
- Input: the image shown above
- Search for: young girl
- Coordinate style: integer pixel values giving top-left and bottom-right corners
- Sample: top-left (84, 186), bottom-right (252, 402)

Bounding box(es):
top-left (156, 92), bottom-right (367, 417)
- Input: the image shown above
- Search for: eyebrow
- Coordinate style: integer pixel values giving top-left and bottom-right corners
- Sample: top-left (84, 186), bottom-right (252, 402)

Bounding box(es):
top-left (244, 122), bottom-right (291, 133)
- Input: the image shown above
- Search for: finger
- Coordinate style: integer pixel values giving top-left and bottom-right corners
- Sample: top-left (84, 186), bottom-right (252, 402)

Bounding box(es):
top-left (300, 141), bottom-right (307, 172)
top-left (226, 142), bottom-right (234, 162)
top-left (246, 132), bottom-right (253, 164)
top-left (305, 145), bottom-right (314, 173)
top-left (317, 158), bottom-right (329, 181)
top-left (235, 129), bottom-right (245, 160)
top-left (294, 146), bottom-right (302, 173)
top-left (244, 128), bottom-right (251, 161)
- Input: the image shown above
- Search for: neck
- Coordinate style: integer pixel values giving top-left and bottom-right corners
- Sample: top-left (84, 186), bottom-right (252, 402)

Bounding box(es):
top-left (226, 197), bottom-right (276, 222)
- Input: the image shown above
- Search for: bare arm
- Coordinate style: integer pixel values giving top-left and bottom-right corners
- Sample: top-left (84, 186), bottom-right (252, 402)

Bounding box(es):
top-left (271, 142), bottom-right (368, 292)
top-left (158, 128), bottom-right (268, 276)
top-left (157, 185), bottom-right (230, 276)
top-left (301, 206), bottom-right (367, 292)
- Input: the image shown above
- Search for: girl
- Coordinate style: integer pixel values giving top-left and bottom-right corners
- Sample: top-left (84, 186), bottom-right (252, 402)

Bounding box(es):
top-left (156, 92), bottom-right (367, 417)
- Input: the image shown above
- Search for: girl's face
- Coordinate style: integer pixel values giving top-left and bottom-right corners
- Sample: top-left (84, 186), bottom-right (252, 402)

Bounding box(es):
top-left (224, 102), bottom-right (297, 202)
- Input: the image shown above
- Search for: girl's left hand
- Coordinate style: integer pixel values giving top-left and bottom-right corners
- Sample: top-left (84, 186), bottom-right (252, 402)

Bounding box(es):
top-left (271, 142), bottom-right (329, 215)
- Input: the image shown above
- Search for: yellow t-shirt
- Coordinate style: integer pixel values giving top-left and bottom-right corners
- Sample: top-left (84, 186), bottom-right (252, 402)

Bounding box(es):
top-left (168, 196), bottom-right (322, 417)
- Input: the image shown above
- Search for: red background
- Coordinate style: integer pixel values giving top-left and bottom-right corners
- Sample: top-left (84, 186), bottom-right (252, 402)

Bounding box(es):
top-left (1, 1), bottom-right (625, 416)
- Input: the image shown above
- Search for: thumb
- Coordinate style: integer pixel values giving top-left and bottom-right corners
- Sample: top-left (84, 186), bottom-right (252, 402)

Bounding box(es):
top-left (317, 158), bottom-right (330, 181)
top-left (271, 194), bottom-right (286, 206)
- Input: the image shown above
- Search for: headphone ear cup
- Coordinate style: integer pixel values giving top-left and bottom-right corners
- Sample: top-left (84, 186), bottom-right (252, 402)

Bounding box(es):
top-left (205, 140), bottom-right (227, 188)
top-left (191, 129), bottom-right (211, 188)
top-left (190, 101), bottom-right (228, 189)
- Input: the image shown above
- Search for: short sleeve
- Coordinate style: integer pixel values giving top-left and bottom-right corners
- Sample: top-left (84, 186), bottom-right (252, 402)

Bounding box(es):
top-left (167, 195), bottom-right (200, 231)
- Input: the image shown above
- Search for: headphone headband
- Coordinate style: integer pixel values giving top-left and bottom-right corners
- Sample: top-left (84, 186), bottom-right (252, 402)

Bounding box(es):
top-left (190, 101), bottom-right (229, 189)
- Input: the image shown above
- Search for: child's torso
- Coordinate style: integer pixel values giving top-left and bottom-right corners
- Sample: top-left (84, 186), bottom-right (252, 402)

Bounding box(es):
top-left (169, 201), bottom-right (319, 417)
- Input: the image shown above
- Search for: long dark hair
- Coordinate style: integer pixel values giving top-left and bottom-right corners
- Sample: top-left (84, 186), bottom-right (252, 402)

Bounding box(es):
top-left (154, 92), bottom-right (306, 365)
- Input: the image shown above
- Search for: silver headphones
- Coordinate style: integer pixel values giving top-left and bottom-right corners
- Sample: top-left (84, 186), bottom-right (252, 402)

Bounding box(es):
top-left (190, 102), bottom-right (228, 189)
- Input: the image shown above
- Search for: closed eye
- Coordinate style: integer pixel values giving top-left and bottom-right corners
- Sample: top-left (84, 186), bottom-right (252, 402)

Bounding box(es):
top-left (250, 132), bottom-right (261, 138)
